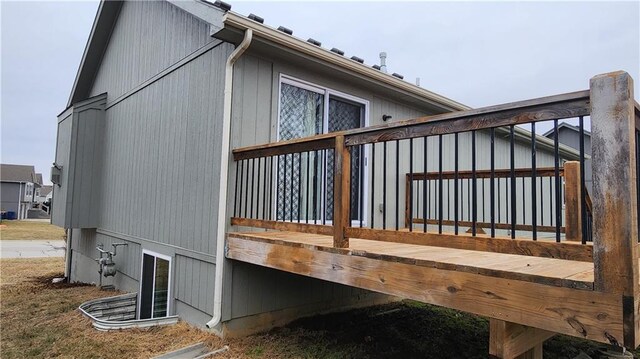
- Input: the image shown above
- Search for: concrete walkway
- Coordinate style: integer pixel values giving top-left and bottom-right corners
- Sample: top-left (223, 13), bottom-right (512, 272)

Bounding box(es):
top-left (0, 240), bottom-right (66, 259)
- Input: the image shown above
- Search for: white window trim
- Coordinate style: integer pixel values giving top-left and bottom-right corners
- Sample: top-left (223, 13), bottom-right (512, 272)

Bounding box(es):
top-left (137, 250), bottom-right (172, 320)
top-left (275, 74), bottom-right (370, 227)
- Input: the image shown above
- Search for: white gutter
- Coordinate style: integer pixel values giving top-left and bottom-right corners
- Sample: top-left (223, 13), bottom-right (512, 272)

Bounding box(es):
top-left (206, 28), bottom-right (253, 330)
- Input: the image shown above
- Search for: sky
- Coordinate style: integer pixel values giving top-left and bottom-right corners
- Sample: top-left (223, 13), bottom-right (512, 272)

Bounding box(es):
top-left (1, 0), bottom-right (638, 185)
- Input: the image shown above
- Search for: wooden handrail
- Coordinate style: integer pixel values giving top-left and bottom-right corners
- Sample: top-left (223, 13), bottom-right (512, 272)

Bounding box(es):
top-left (232, 90), bottom-right (590, 160)
top-left (406, 167), bottom-right (565, 181)
top-left (233, 135), bottom-right (336, 161)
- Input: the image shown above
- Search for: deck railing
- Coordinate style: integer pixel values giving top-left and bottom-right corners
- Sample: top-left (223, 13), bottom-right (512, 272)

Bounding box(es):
top-left (231, 72), bottom-right (637, 272)
top-left (232, 90), bottom-right (593, 243)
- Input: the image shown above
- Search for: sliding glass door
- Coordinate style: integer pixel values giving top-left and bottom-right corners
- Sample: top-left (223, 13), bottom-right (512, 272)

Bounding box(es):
top-left (276, 75), bottom-right (368, 224)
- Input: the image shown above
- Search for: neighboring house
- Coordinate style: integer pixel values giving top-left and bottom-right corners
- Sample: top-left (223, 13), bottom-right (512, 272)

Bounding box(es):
top-left (54, 0), bottom-right (579, 335)
top-left (0, 164), bottom-right (41, 219)
top-left (543, 122), bottom-right (592, 193)
top-left (37, 185), bottom-right (53, 204)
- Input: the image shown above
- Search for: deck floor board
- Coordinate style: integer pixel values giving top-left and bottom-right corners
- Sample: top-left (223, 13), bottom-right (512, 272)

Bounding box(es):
top-left (228, 230), bottom-right (594, 288)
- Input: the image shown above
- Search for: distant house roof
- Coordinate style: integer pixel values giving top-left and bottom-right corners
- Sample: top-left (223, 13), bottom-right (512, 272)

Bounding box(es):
top-left (35, 173), bottom-right (43, 185)
top-left (542, 122), bottom-right (592, 138)
top-left (0, 164), bottom-right (38, 183)
top-left (39, 185), bottom-right (53, 197)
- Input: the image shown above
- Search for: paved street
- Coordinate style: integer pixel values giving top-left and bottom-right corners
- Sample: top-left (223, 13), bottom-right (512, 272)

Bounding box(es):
top-left (0, 240), bottom-right (66, 259)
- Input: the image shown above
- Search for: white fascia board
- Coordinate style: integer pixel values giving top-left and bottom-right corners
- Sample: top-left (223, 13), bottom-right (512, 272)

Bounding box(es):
top-left (222, 12), bottom-right (471, 113)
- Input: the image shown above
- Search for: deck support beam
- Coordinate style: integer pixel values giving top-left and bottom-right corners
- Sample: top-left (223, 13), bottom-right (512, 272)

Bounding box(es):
top-left (590, 71), bottom-right (639, 348)
top-left (489, 319), bottom-right (554, 359)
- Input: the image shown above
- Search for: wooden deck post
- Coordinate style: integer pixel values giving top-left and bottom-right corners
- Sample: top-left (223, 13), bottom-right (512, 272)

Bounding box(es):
top-left (333, 135), bottom-right (350, 248)
top-left (564, 161), bottom-right (582, 241)
top-left (489, 319), bottom-right (554, 359)
top-left (590, 71), bottom-right (639, 348)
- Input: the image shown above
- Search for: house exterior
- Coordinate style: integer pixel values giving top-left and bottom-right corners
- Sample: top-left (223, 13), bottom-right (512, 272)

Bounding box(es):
top-left (55, 0), bottom-right (580, 336)
top-left (36, 185), bottom-right (53, 204)
top-left (544, 122), bottom-right (592, 193)
top-left (1, 164), bottom-right (42, 219)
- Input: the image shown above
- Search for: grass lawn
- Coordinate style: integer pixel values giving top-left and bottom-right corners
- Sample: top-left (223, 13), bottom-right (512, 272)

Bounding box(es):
top-left (1, 257), bottom-right (634, 358)
top-left (0, 220), bottom-right (65, 240)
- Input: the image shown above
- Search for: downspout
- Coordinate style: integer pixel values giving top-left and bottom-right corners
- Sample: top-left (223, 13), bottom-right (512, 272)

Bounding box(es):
top-left (206, 28), bottom-right (253, 330)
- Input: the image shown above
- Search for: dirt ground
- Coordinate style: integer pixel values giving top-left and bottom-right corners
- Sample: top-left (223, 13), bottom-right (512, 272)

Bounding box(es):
top-left (0, 220), bottom-right (65, 240)
top-left (0, 257), bottom-right (634, 358)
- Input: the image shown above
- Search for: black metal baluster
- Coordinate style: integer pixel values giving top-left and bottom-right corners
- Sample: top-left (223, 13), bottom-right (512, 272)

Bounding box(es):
top-left (241, 159), bottom-right (247, 218)
top-left (256, 157), bottom-right (262, 219)
top-left (554, 120), bottom-right (561, 242)
top-left (297, 153), bottom-right (302, 223)
top-left (579, 116), bottom-right (587, 244)
top-left (234, 160), bottom-right (240, 218)
top-left (313, 150), bottom-right (318, 224)
top-left (396, 139), bottom-right (400, 231)
top-left (360, 144), bottom-right (364, 228)
top-left (490, 128), bottom-right (496, 237)
top-left (471, 131), bottom-right (477, 236)
top-left (322, 150), bottom-right (327, 225)
top-left (409, 138), bottom-right (413, 231)
top-left (510, 125), bottom-right (516, 239)
top-left (438, 134), bottom-right (444, 234)
top-left (371, 143), bottom-right (376, 229)
top-left (454, 133), bottom-right (459, 235)
top-left (531, 123), bottom-right (537, 240)
top-left (383, 142), bottom-right (387, 230)
top-left (250, 158), bottom-right (255, 219)
top-left (423, 136), bottom-right (428, 233)
top-left (304, 151), bottom-right (311, 223)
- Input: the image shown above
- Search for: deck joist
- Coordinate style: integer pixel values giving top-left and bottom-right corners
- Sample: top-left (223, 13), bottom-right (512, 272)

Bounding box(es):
top-left (226, 231), bottom-right (625, 346)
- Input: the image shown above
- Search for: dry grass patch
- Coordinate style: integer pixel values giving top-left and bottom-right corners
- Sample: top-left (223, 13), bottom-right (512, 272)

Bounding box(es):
top-left (0, 220), bottom-right (65, 240)
top-left (0, 258), bottom-right (223, 359)
top-left (0, 258), bottom-right (628, 358)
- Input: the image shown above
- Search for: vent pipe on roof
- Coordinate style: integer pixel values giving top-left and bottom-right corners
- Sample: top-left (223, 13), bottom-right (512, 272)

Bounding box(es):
top-left (416, 77), bottom-right (420, 87)
top-left (379, 52), bottom-right (387, 73)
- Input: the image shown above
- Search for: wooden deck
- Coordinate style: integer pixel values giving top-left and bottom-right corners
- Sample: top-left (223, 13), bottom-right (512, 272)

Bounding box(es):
top-left (227, 231), bottom-right (594, 289)
top-left (226, 230), bottom-right (624, 346)
top-left (227, 72), bottom-right (640, 356)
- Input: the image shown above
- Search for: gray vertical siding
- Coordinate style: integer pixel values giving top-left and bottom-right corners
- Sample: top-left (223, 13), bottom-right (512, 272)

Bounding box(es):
top-left (52, 111), bottom-right (72, 227)
top-left (68, 0), bottom-right (230, 322)
top-left (175, 255), bottom-right (215, 315)
top-left (1, 182), bottom-right (21, 214)
top-left (90, 1), bottom-right (214, 99)
top-left (97, 45), bottom-right (231, 254)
